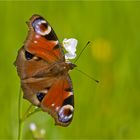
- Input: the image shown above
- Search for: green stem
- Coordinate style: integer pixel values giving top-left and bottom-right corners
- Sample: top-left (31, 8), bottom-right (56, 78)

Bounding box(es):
top-left (18, 88), bottom-right (23, 140)
top-left (18, 119), bottom-right (23, 140)
top-left (22, 104), bottom-right (33, 121)
top-left (17, 89), bottom-right (41, 139)
top-left (26, 107), bottom-right (41, 119)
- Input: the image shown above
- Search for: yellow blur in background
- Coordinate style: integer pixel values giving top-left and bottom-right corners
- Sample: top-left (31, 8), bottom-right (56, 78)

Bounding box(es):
top-left (92, 39), bottom-right (112, 62)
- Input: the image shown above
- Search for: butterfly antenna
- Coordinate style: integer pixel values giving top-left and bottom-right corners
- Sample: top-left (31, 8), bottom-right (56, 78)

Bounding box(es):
top-left (75, 68), bottom-right (99, 83)
top-left (74, 41), bottom-right (91, 64)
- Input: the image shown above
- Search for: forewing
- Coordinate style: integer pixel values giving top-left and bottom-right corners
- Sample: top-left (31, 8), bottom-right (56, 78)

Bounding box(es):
top-left (25, 14), bottom-right (65, 62)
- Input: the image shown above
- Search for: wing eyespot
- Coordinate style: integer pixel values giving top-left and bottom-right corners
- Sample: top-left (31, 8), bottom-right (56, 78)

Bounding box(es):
top-left (36, 87), bottom-right (50, 102)
top-left (32, 18), bottom-right (51, 36)
top-left (24, 50), bottom-right (41, 61)
top-left (25, 50), bottom-right (34, 60)
top-left (58, 105), bottom-right (74, 123)
top-left (36, 92), bottom-right (45, 102)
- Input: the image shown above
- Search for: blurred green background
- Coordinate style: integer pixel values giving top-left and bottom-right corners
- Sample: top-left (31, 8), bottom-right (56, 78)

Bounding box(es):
top-left (0, 1), bottom-right (140, 139)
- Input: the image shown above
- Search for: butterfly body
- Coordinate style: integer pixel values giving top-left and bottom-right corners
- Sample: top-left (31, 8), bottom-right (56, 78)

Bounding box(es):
top-left (15, 15), bottom-right (75, 126)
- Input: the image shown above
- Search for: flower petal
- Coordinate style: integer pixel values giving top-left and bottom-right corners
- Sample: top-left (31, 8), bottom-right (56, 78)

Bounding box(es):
top-left (65, 53), bottom-right (76, 59)
top-left (30, 123), bottom-right (36, 131)
top-left (63, 38), bottom-right (78, 59)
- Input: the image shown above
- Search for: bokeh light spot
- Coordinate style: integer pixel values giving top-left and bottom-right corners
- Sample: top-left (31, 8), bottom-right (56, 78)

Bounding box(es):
top-left (91, 39), bottom-right (112, 62)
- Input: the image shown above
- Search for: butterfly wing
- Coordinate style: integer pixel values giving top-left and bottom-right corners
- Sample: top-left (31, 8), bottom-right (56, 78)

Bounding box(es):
top-left (15, 14), bottom-right (65, 79)
top-left (41, 75), bottom-right (74, 126)
top-left (25, 14), bottom-right (65, 62)
top-left (15, 15), bottom-right (74, 127)
top-left (15, 47), bottom-right (58, 106)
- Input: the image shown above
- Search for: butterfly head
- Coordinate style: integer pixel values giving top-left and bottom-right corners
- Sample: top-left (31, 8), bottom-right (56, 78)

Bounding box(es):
top-left (65, 61), bottom-right (77, 71)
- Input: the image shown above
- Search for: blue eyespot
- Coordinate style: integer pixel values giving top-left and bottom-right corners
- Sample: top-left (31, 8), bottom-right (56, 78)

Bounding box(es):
top-left (25, 51), bottom-right (34, 60)
top-left (36, 92), bottom-right (45, 102)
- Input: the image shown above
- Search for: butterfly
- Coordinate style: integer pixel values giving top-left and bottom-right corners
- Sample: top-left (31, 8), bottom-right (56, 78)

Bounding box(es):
top-left (15, 14), bottom-right (76, 127)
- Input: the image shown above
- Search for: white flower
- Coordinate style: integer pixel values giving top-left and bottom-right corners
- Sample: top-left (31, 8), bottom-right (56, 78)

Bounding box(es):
top-left (29, 123), bottom-right (36, 131)
top-left (62, 38), bottom-right (78, 59)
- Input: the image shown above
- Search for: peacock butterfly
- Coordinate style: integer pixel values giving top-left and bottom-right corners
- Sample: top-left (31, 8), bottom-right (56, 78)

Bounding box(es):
top-left (15, 14), bottom-right (76, 126)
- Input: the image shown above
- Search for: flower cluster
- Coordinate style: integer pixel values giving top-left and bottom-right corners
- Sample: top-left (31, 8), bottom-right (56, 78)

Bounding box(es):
top-left (29, 122), bottom-right (46, 139)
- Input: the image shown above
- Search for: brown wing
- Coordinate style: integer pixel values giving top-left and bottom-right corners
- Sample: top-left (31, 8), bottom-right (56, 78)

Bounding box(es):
top-left (25, 14), bottom-right (65, 63)
top-left (16, 48), bottom-right (74, 126)
top-left (15, 47), bottom-right (58, 105)
top-left (41, 75), bottom-right (74, 127)
top-left (15, 14), bottom-right (65, 79)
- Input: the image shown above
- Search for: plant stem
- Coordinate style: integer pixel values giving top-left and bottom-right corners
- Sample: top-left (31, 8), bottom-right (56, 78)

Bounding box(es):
top-left (17, 89), bottom-right (41, 139)
top-left (22, 104), bottom-right (33, 121)
top-left (26, 107), bottom-right (41, 119)
top-left (18, 119), bottom-right (23, 140)
top-left (18, 88), bottom-right (23, 140)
